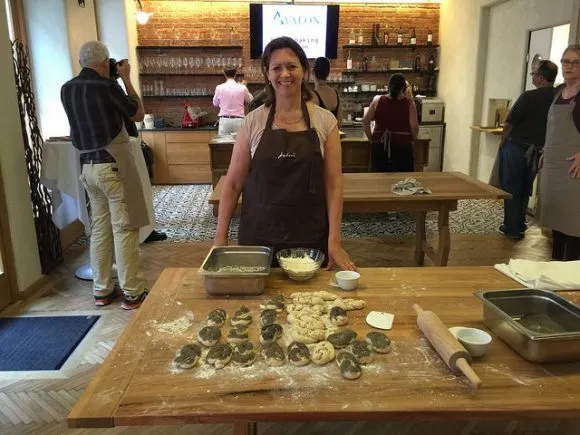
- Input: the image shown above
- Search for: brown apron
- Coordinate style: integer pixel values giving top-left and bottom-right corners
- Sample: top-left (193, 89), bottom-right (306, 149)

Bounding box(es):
top-left (539, 92), bottom-right (580, 237)
top-left (238, 101), bottom-right (329, 264)
top-left (77, 126), bottom-right (150, 230)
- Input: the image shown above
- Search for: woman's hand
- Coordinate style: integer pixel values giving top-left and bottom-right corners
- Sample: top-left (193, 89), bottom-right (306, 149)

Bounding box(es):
top-left (213, 236), bottom-right (228, 247)
top-left (567, 152), bottom-right (580, 178)
top-left (327, 240), bottom-right (357, 271)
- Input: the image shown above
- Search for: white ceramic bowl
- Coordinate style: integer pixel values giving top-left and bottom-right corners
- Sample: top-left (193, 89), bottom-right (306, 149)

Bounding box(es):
top-left (455, 327), bottom-right (492, 358)
top-left (335, 270), bottom-right (360, 291)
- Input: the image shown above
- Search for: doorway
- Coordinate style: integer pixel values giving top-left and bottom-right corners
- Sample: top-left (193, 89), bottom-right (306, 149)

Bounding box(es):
top-left (525, 23), bottom-right (570, 212)
top-left (0, 164), bottom-right (16, 311)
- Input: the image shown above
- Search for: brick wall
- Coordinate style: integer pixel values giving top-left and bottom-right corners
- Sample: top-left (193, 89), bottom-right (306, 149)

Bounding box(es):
top-left (138, 1), bottom-right (439, 126)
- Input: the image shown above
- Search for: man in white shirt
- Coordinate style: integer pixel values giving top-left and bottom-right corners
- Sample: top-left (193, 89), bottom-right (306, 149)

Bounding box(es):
top-left (213, 68), bottom-right (252, 136)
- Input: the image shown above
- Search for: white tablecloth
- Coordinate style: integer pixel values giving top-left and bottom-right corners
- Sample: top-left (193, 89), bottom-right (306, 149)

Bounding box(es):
top-left (41, 138), bottom-right (155, 243)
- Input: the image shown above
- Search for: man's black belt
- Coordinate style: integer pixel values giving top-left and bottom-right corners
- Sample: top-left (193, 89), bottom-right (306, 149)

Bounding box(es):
top-left (80, 155), bottom-right (116, 164)
top-left (220, 115), bottom-right (243, 119)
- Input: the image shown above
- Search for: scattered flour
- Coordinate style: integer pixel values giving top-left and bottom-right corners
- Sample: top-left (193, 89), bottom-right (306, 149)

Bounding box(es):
top-left (154, 312), bottom-right (195, 334)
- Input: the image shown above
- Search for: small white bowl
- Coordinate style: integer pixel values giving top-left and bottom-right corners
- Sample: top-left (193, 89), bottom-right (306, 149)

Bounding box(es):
top-left (455, 327), bottom-right (492, 358)
top-left (335, 271), bottom-right (360, 291)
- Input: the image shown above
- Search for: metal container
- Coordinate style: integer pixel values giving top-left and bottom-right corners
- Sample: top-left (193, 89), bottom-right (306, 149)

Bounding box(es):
top-left (475, 289), bottom-right (580, 363)
top-left (199, 246), bottom-right (273, 296)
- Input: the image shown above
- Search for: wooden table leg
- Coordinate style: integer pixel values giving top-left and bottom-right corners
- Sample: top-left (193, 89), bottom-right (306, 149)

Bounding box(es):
top-left (415, 211), bottom-right (426, 265)
top-left (233, 422), bottom-right (257, 435)
top-left (436, 207), bottom-right (451, 266)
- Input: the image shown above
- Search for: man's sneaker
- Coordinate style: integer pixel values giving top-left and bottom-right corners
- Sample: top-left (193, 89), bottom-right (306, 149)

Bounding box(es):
top-left (94, 287), bottom-right (122, 307)
top-left (498, 225), bottom-right (524, 241)
top-left (121, 289), bottom-right (149, 310)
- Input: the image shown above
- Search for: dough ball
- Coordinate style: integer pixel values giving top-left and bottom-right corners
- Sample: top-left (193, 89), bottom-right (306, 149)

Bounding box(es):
top-left (173, 343), bottom-right (202, 369)
top-left (197, 326), bottom-right (221, 347)
top-left (260, 323), bottom-right (283, 344)
top-left (261, 342), bottom-right (285, 366)
top-left (291, 326), bottom-right (326, 344)
top-left (227, 326), bottom-right (249, 344)
top-left (311, 341), bottom-right (335, 365)
top-left (339, 356), bottom-right (362, 380)
top-left (207, 308), bottom-right (227, 327)
top-left (231, 345), bottom-right (256, 367)
top-left (350, 339), bottom-right (373, 364)
top-left (235, 341), bottom-right (254, 355)
top-left (326, 329), bottom-right (357, 349)
top-left (231, 314), bottom-right (252, 327)
top-left (233, 306), bottom-right (251, 320)
top-left (287, 341), bottom-right (311, 366)
top-left (260, 309), bottom-right (278, 327)
top-left (206, 343), bottom-right (233, 369)
top-left (329, 306), bottom-right (348, 326)
top-left (263, 295), bottom-right (285, 311)
top-left (365, 331), bottom-right (392, 354)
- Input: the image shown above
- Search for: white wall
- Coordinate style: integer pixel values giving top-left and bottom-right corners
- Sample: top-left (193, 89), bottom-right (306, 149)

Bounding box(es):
top-left (0, 2), bottom-right (43, 291)
top-left (65, 0), bottom-right (98, 76)
top-left (438, 0), bottom-right (580, 180)
top-left (477, 0), bottom-right (577, 181)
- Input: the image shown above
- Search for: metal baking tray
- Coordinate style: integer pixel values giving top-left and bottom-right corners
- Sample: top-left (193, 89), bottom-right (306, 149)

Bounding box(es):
top-left (199, 246), bottom-right (273, 296)
top-left (475, 289), bottom-right (580, 363)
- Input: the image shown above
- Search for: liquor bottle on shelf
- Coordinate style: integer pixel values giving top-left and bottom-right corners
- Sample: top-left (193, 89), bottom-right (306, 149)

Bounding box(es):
top-left (428, 53), bottom-right (436, 74)
top-left (410, 28), bottom-right (416, 46)
top-left (358, 29), bottom-right (364, 44)
top-left (397, 28), bottom-right (403, 45)
top-left (349, 29), bottom-right (356, 45)
top-left (346, 50), bottom-right (353, 70)
top-left (427, 30), bottom-right (433, 46)
top-left (383, 25), bottom-right (389, 45)
top-left (414, 54), bottom-right (421, 72)
top-left (372, 24), bottom-right (380, 47)
top-left (362, 50), bottom-right (369, 72)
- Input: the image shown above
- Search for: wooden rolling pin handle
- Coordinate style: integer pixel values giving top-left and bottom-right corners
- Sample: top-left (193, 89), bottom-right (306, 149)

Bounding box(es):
top-left (456, 358), bottom-right (482, 388)
top-left (413, 304), bottom-right (424, 316)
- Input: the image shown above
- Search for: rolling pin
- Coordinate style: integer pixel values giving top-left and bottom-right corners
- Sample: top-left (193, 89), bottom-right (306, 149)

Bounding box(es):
top-left (413, 303), bottom-right (482, 388)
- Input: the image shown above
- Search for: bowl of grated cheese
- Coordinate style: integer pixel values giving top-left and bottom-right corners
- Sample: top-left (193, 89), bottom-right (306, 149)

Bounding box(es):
top-left (276, 248), bottom-right (325, 281)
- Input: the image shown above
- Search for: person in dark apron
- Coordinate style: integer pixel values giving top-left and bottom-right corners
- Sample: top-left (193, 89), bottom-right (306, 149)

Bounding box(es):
top-left (214, 37), bottom-right (356, 271)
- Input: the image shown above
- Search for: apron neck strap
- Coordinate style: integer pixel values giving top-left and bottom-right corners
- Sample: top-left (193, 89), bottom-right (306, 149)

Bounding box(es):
top-left (265, 99), bottom-right (312, 131)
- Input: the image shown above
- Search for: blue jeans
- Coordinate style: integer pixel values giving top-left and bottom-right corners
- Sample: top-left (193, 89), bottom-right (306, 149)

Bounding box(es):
top-left (499, 139), bottom-right (537, 236)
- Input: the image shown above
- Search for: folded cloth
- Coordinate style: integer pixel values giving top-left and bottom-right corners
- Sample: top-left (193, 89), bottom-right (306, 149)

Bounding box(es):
top-left (494, 259), bottom-right (580, 291)
top-left (391, 177), bottom-right (432, 196)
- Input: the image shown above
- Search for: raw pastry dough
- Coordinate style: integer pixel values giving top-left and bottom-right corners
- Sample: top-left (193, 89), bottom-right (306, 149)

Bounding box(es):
top-left (326, 329), bottom-right (357, 349)
top-left (329, 306), bottom-right (348, 326)
top-left (260, 323), bottom-right (283, 344)
top-left (290, 291), bottom-right (338, 301)
top-left (174, 343), bottom-right (202, 369)
top-left (227, 326), bottom-right (249, 344)
top-left (207, 308), bottom-right (227, 327)
top-left (311, 341), bottom-right (335, 365)
top-left (291, 325), bottom-right (326, 344)
top-left (290, 295), bottom-right (325, 306)
top-left (260, 309), bottom-right (278, 327)
top-left (197, 325), bottom-right (221, 347)
top-left (206, 343), bottom-right (233, 369)
top-left (365, 331), bottom-right (392, 354)
top-left (287, 341), bottom-right (311, 366)
top-left (349, 340), bottom-right (373, 364)
top-left (287, 313), bottom-right (325, 331)
top-left (336, 351), bottom-right (362, 380)
top-left (231, 343), bottom-right (256, 367)
top-left (261, 295), bottom-right (286, 312)
top-left (231, 306), bottom-right (252, 326)
top-left (261, 342), bottom-right (285, 366)
top-left (286, 303), bottom-right (327, 316)
top-left (330, 298), bottom-right (366, 311)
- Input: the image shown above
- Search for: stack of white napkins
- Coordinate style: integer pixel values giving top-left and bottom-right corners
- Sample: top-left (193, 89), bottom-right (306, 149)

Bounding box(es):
top-left (391, 177), bottom-right (432, 196)
top-left (494, 259), bottom-right (580, 291)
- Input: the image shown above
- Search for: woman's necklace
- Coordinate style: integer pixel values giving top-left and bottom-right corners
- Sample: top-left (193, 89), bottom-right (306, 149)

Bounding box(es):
top-left (275, 111), bottom-right (303, 125)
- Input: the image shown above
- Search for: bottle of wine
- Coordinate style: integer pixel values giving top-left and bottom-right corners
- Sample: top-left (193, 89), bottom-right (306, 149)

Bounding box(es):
top-left (397, 28), bottom-right (403, 45)
top-left (428, 53), bottom-right (435, 74)
top-left (362, 50), bottom-right (369, 72)
top-left (358, 29), bottom-right (364, 44)
top-left (410, 28), bottom-right (416, 46)
top-left (414, 54), bottom-right (421, 72)
top-left (347, 50), bottom-right (353, 70)
top-left (349, 29), bottom-right (356, 45)
top-left (383, 25), bottom-right (389, 45)
top-left (427, 30), bottom-right (433, 46)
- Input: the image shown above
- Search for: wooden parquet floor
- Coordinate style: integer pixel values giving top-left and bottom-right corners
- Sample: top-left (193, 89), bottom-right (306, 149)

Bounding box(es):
top-left (2, 228), bottom-right (579, 434)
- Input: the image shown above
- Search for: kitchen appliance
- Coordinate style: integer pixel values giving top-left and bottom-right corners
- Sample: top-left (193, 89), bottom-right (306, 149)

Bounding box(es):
top-left (418, 124), bottom-right (444, 171)
top-left (417, 97), bottom-right (444, 123)
top-left (475, 289), bottom-right (580, 363)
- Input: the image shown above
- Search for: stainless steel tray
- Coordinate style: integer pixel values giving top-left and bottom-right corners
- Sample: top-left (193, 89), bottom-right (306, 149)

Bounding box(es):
top-left (475, 289), bottom-right (580, 363)
top-left (199, 246), bottom-right (273, 296)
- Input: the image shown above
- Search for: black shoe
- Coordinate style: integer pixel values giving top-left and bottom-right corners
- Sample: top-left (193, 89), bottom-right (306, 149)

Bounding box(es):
top-left (144, 230), bottom-right (167, 243)
top-left (498, 225), bottom-right (524, 241)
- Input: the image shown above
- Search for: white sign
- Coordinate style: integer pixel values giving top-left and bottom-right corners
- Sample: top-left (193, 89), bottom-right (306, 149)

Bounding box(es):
top-left (262, 5), bottom-right (328, 59)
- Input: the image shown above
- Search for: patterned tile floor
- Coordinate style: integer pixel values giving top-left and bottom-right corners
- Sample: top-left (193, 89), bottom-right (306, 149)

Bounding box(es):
top-left (148, 184), bottom-right (535, 243)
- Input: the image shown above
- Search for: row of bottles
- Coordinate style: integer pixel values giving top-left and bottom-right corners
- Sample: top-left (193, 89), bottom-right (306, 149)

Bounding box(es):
top-left (349, 27), bottom-right (433, 46)
top-left (346, 50), bottom-right (437, 73)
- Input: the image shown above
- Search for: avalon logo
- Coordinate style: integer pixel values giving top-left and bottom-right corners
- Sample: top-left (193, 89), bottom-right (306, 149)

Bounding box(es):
top-left (273, 10), bottom-right (320, 25)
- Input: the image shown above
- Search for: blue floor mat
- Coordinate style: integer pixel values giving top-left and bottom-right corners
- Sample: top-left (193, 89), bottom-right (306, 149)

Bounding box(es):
top-left (0, 315), bottom-right (99, 371)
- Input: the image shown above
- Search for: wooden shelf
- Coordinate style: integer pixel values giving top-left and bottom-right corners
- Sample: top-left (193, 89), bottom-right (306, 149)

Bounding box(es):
top-left (143, 95), bottom-right (212, 99)
top-left (470, 125), bottom-right (503, 135)
top-left (137, 45), bottom-right (243, 50)
top-left (140, 72), bottom-right (241, 76)
top-left (343, 44), bottom-right (439, 49)
top-left (345, 69), bottom-right (426, 74)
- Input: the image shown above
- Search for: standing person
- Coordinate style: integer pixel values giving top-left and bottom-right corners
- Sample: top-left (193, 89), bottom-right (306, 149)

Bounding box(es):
top-left (311, 57), bottom-right (341, 123)
top-left (213, 37), bottom-right (355, 271)
top-left (496, 60), bottom-right (558, 241)
top-left (213, 68), bottom-right (253, 136)
top-left (362, 73), bottom-right (419, 172)
top-left (539, 45), bottom-right (580, 261)
top-left (61, 41), bottom-right (148, 310)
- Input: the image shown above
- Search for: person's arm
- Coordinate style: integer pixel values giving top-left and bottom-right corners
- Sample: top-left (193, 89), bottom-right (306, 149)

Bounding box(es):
top-left (362, 97), bottom-right (378, 140)
top-left (214, 126), bottom-right (252, 245)
top-left (244, 86), bottom-right (253, 104)
top-left (500, 94), bottom-right (525, 147)
top-left (409, 100), bottom-right (419, 140)
top-left (116, 60), bottom-right (144, 122)
top-left (213, 86), bottom-right (221, 108)
top-left (323, 125), bottom-right (356, 271)
top-left (498, 122), bottom-right (513, 148)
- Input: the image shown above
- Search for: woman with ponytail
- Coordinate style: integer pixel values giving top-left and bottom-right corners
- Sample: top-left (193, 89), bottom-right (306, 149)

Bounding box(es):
top-left (363, 73), bottom-right (419, 172)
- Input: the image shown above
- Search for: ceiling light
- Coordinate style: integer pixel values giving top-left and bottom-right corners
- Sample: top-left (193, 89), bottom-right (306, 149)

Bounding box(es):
top-left (135, 0), bottom-right (153, 25)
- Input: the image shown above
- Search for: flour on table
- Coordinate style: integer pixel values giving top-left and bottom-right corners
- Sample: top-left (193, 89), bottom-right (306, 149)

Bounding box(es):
top-left (154, 312), bottom-right (195, 334)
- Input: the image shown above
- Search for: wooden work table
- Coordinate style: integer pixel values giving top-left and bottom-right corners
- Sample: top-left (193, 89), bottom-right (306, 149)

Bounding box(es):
top-left (69, 267), bottom-right (580, 433)
top-left (209, 172), bottom-right (511, 266)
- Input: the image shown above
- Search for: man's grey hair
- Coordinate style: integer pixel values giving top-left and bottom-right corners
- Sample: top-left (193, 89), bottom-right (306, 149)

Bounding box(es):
top-left (79, 41), bottom-right (109, 68)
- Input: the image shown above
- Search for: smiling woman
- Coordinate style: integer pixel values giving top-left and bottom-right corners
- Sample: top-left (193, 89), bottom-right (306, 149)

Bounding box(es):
top-left (214, 36), bottom-right (357, 272)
